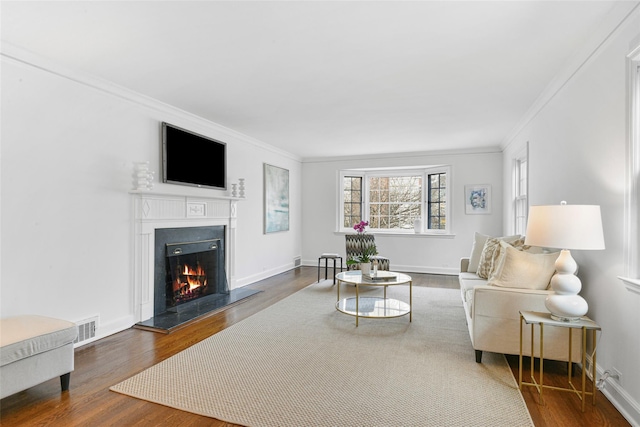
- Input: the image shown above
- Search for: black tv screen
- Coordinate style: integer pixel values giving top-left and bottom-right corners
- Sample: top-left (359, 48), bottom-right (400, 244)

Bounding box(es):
top-left (162, 123), bottom-right (227, 190)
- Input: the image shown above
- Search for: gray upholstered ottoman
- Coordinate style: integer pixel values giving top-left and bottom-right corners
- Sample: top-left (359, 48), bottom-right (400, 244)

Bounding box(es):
top-left (0, 315), bottom-right (77, 399)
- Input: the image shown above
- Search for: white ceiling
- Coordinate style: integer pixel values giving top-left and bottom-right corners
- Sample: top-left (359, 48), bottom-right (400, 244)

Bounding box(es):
top-left (1, 1), bottom-right (626, 159)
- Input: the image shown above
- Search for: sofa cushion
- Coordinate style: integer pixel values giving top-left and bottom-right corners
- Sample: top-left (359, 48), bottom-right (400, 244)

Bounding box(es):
top-left (459, 276), bottom-right (488, 308)
top-left (0, 315), bottom-right (77, 367)
top-left (468, 232), bottom-right (520, 273)
top-left (460, 276), bottom-right (489, 294)
top-left (459, 272), bottom-right (486, 282)
top-left (489, 244), bottom-right (559, 290)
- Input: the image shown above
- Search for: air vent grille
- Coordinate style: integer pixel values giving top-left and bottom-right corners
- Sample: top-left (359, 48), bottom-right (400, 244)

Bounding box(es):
top-left (73, 316), bottom-right (98, 344)
top-left (294, 256), bottom-right (302, 267)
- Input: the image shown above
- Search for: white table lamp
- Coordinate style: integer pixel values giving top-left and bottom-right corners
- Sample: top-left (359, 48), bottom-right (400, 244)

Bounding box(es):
top-left (524, 201), bottom-right (605, 321)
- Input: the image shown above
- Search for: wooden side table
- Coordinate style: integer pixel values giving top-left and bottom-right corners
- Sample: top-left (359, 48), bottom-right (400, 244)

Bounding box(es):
top-left (519, 311), bottom-right (601, 412)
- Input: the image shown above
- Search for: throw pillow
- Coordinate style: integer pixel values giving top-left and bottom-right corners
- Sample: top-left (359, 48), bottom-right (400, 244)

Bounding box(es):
top-left (476, 238), bottom-right (502, 279)
top-left (521, 245), bottom-right (547, 254)
top-left (477, 237), bottom-right (526, 279)
top-left (489, 244), bottom-right (559, 290)
top-left (468, 232), bottom-right (520, 273)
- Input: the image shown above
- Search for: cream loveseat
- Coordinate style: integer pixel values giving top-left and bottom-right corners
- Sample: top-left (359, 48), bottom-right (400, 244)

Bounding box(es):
top-left (460, 233), bottom-right (580, 363)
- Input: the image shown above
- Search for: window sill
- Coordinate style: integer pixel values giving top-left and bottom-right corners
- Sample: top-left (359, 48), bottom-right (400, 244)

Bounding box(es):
top-left (618, 276), bottom-right (640, 295)
top-left (335, 230), bottom-right (456, 238)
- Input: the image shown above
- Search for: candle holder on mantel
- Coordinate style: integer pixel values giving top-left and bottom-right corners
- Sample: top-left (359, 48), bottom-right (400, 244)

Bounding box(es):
top-left (238, 178), bottom-right (245, 198)
top-left (133, 161), bottom-right (154, 191)
top-left (231, 183), bottom-right (238, 198)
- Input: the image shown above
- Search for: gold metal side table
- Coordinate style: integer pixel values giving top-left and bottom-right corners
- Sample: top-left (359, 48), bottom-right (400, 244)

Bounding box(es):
top-left (519, 311), bottom-right (601, 412)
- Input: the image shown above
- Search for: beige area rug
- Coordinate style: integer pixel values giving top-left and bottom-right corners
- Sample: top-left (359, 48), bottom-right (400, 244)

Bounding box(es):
top-left (111, 281), bottom-right (533, 427)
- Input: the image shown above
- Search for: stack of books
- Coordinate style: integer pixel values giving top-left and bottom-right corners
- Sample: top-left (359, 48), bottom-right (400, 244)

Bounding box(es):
top-left (362, 271), bottom-right (398, 282)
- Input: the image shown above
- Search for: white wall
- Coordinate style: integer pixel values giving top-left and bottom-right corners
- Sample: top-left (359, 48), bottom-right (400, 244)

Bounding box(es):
top-left (302, 151), bottom-right (503, 274)
top-left (0, 53), bottom-right (302, 341)
top-left (502, 8), bottom-right (640, 424)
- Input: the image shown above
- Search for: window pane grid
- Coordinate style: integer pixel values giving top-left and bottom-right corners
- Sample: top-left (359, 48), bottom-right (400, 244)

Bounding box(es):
top-left (343, 176), bottom-right (363, 228)
top-left (515, 196), bottom-right (527, 236)
top-left (369, 175), bottom-right (422, 230)
top-left (341, 168), bottom-right (449, 233)
top-left (518, 160), bottom-right (528, 196)
top-left (428, 172), bottom-right (446, 229)
top-left (515, 158), bottom-right (528, 235)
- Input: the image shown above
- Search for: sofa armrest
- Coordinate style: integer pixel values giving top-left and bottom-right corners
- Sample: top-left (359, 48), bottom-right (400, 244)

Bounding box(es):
top-left (470, 284), bottom-right (580, 362)
top-left (460, 257), bottom-right (470, 273)
top-left (473, 285), bottom-right (551, 320)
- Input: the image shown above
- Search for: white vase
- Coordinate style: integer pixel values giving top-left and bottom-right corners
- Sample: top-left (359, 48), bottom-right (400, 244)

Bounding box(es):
top-left (360, 262), bottom-right (371, 275)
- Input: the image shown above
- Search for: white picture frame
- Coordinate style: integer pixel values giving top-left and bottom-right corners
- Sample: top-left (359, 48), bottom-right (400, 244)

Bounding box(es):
top-left (465, 184), bottom-right (491, 214)
top-left (264, 163), bottom-right (290, 233)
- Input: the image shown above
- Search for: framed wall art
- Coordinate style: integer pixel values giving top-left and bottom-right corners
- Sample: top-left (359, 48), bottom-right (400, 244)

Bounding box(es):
top-left (264, 163), bottom-right (290, 233)
top-left (465, 184), bottom-right (491, 214)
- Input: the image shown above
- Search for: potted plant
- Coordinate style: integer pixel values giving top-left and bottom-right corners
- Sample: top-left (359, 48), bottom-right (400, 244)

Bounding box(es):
top-left (346, 243), bottom-right (378, 274)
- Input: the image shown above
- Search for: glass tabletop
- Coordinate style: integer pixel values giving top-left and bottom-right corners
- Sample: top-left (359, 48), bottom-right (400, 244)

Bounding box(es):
top-left (335, 270), bottom-right (412, 286)
top-left (336, 297), bottom-right (411, 318)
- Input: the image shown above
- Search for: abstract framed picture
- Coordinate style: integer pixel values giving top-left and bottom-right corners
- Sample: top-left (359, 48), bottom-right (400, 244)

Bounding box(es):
top-left (465, 184), bottom-right (491, 214)
top-left (264, 163), bottom-right (290, 233)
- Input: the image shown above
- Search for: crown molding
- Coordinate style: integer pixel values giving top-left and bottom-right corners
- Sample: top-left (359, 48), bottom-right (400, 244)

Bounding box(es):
top-left (501, 2), bottom-right (640, 150)
top-left (303, 145), bottom-right (502, 164)
top-left (0, 41), bottom-right (302, 163)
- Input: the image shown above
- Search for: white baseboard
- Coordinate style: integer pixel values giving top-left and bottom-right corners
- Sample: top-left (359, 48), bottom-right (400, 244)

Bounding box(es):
top-left (587, 355), bottom-right (640, 426)
top-left (74, 266), bottom-right (297, 348)
top-left (302, 260), bottom-right (458, 276)
top-left (602, 382), bottom-right (640, 427)
top-left (233, 262), bottom-right (297, 288)
top-left (74, 314), bottom-right (136, 348)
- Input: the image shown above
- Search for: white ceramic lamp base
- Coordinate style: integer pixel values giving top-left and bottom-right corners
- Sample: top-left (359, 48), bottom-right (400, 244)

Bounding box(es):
top-left (545, 294), bottom-right (588, 321)
top-left (545, 249), bottom-right (588, 321)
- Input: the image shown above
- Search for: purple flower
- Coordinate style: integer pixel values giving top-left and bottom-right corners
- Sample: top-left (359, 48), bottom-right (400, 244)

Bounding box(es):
top-left (353, 220), bottom-right (369, 234)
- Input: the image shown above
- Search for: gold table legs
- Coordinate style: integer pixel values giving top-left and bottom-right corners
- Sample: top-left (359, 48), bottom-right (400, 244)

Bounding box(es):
top-left (518, 314), bottom-right (597, 412)
top-left (335, 278), bottom-right (412, 327)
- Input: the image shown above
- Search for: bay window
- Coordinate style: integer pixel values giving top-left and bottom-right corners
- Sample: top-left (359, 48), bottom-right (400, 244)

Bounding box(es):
top-left (339, 166), bottom-right (451, 234)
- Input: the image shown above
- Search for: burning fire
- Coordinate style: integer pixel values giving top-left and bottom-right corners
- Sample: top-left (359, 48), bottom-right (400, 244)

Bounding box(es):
top-left (173, 263), bottom-right (208, 294)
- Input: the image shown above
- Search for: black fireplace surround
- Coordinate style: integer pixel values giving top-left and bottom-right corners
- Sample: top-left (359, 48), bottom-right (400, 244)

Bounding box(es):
top-left (134, 225), bottom-right (260, 332)
top-left (154, 226), bottom-right (227, 316)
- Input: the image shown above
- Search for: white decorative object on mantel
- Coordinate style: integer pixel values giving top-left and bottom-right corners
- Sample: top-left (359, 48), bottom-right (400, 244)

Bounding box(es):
top-left (130, 190), bottom-right (238, 322)
top-left (231, 183), bottom-right (238, 198)
top-left (133, 161), bottom-right (154, 191)
top-left (238, 178), bottom-right (245, 198)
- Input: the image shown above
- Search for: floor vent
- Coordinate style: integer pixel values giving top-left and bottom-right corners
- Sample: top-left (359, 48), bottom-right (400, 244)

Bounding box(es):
top-left (73, 316), bottom-right (98, 344)
top-left (294, 256), bottom-right (302, 267)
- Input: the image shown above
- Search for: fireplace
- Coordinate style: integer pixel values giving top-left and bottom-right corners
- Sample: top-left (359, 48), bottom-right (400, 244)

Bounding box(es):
top-left (132, 191), bottom-right (248, 326)
top-left (154, 226), bottom-right (227, 316)
top-left (165, 238), bottom-right (227, 311)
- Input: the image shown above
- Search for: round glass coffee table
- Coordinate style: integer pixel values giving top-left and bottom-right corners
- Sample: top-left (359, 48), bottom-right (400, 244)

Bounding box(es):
top-left (335, 270), bottom-right (412, 326)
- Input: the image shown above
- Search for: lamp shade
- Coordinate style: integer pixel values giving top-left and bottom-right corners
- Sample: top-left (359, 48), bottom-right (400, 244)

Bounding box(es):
top-left (524, 203), bottom-right (605, 250)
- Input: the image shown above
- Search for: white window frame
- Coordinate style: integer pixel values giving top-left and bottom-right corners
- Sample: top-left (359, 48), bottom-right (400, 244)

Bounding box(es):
top-left (338, 166), bottom-right (451, 235)
top-left (513, 143), bottom-right (529, 236)
top-left (620, 43), bottom-right (640, 292)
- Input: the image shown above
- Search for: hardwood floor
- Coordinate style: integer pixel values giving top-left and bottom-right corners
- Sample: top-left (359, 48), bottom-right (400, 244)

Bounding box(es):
top-left (0, 267), bottom-right (628, 426)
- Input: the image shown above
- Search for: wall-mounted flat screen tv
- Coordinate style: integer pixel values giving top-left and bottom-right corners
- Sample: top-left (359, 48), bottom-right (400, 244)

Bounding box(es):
top-left (162, 122), bottom-right (227, 190)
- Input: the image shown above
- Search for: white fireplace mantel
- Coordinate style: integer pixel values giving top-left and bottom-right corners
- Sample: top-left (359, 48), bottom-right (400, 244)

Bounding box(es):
top-left (131, 190), bottom-right (241, 322)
